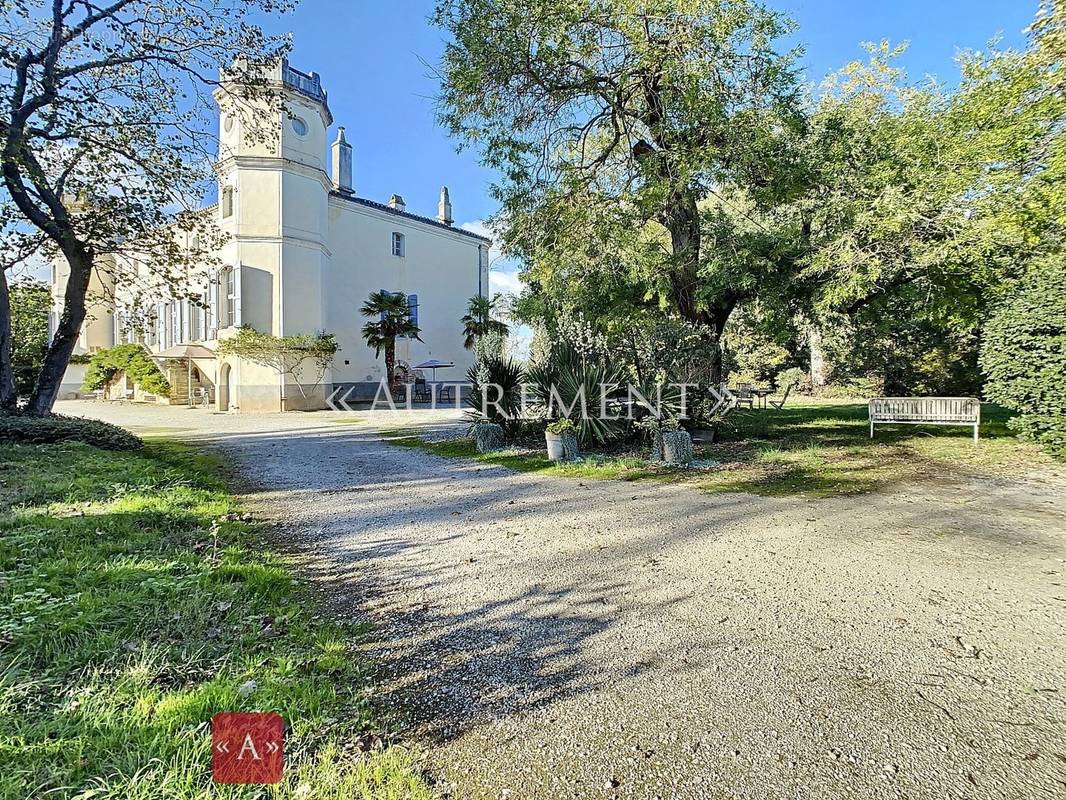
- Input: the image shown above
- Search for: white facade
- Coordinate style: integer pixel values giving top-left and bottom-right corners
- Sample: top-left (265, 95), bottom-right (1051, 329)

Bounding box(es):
top-left (52, 60), bottom-right (490, 411)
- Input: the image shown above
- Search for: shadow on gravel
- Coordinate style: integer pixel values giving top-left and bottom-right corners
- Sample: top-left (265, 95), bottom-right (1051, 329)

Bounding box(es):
top-left (210, 422), bottom-right (1066, 751)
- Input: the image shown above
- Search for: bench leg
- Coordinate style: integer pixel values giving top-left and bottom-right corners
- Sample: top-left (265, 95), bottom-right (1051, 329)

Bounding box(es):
top-left (974, 423), bottom-right (979, 443)
top-left (869, 420), bottom-right (874, 439)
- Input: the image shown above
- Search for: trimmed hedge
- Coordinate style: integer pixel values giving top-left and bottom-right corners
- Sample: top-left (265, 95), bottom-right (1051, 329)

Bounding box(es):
top-left (0, 413), bottom-right (143, 450)
top-left (981, 259), bottom-right (1066, 459)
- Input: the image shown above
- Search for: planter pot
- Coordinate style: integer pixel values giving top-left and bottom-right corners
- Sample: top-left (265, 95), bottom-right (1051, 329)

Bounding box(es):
top-left (471, 422), bottom-right (506, 453)
top-left (661, 430), bottom-right (694, 466)
top-left (545, 431), bottom-right (579, 461)
top-left (687, 426), bottom-right (717, 445)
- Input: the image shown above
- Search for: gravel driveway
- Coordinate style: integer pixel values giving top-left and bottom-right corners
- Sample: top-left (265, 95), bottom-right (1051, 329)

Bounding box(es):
top-left (59, 402), bottom-right (1066, 799)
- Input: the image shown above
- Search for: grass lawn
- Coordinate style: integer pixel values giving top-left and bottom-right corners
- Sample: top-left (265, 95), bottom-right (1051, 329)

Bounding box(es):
top-left (384, 400), bottom-right (1058, 498)
top-left (0, 440), bottom-right (431, 800)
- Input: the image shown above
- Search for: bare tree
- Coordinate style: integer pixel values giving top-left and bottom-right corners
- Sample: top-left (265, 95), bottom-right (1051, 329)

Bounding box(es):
top-left (0, 0), bottom-right (292, 414)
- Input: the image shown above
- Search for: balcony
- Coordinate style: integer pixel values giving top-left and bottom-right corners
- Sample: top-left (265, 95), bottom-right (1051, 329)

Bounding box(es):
top-left (282, 62), bottom-right (327, 104)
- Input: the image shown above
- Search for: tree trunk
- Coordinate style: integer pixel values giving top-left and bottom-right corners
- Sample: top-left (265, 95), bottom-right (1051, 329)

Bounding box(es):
top-left (26, 249), bottom-right (91, 416)
top-left (809, 326), bottom-right (826, 389)
top-left (0, 269), bottom-right (17, 410)
top-left (384, 338), bottom-right (396, 390)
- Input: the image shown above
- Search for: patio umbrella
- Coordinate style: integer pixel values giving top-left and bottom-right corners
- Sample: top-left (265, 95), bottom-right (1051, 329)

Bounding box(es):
top-left (413, 359), bottom-right (455, 382)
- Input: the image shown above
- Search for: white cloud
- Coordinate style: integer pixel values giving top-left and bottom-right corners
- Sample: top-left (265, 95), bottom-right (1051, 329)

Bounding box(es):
top-left (489, 269), bottom-right (524, 297)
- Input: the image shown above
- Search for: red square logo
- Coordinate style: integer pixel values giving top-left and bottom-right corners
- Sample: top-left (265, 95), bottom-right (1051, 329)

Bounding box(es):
top-left (211, 712), bottom-right (284, 785)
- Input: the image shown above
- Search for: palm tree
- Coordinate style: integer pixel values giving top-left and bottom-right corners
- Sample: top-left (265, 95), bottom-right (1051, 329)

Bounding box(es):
top-left (461, 294), bottom-right (510, 350)
top-left (361, 291), bottom-right (421, 386)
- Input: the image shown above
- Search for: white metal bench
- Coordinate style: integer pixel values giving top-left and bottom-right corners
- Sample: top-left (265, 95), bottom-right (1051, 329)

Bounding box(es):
top-left (869, 397), bottom-right (981, 442)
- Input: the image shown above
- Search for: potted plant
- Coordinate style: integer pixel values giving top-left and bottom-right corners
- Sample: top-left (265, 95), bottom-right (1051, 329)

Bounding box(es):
top-left (639, 416), bottom-right (694, 467)
top-left (544, 418), bottom-right (579, 462)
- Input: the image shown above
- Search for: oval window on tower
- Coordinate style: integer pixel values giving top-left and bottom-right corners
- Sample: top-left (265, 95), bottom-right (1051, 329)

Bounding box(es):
top-left (291, 117), bottom-right (308, 137)
top-left (223, 115), bottom-right (234, 133)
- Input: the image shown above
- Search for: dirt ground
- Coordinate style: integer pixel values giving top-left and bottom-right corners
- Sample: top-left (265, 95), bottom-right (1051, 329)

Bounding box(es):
top-left (59, 401), bottom-right (1066, 799)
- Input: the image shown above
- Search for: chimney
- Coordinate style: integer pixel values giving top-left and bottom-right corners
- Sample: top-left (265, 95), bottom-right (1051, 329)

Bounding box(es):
top-left (437, 186), bottom-right (453, 225)
top-left (331, 127), bottom-right (353, 194)
top-left (388, 194), bottom-right (406, 212)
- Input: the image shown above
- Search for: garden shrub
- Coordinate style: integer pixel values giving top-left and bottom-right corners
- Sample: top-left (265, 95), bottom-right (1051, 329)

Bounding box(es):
top-left (466, 356), bottom-right (525, 434)
top-left (83, 343), bottom-right (170, 396)
top-left (0, 413), bottom-right (143, 450)
top-left (815, 376), bottom-right (884, 399)
top-left (981, 260), bottom-right (1066, 458)
top-left (528, 342), bottom-right (625, 445)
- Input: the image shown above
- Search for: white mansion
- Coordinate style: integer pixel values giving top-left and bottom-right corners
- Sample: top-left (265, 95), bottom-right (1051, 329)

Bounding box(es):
top-left (51, 60), bottom-right (491, 411)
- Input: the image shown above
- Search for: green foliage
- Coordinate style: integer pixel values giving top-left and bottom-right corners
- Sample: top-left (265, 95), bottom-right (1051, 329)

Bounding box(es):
top-left (359, 292), bottom-right (421, 354)
top-left (818, 307), bottom-right (982, 396)
top-left (436, 0), bottom-right (811, 379)
top-left (359, 291), bottom-right (420, 384)
top-left (775, 367), bottom-right (809, 393)
top-left (83, 344), bottom-right (171, 396)
top-left (9, 281), bottom-right (50, 398)
top-left (810, 5), bottom-right (1064, 397)
top-left (217, 326), bottom-right (339, 370)
top-left (462, 294), bottom-right (510, 350)
top-left (981, 260), bottom-right (1066, 458)
top-left (721, 307), bottom-right (793, 389)
top-left (528, 342), bottom-right (625, 445)
top-left (0, 440), bottom-right (432, 799)
top-left (466, 356), bottom-right (526, 434)
top-left (0, 412), bottom-right (142, 450)
top-left (545, 417), bottom-right (576, 435)
top-left (217, 327), bottom-right (338, 400)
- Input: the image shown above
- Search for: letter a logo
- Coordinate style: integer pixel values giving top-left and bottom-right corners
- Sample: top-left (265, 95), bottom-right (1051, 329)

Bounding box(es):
top-left (212, 712), bottom-right (284, 784)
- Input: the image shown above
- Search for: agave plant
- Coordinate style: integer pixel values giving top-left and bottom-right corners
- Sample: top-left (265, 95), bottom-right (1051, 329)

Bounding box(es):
top-left (528, 342), bottom-right (625, 445)
top-left (466, 356), bottom-right (525, 435)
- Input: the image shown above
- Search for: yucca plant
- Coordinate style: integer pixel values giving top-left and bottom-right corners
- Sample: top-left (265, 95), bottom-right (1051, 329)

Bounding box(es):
top-left (528, 342), bottom-right (625, 445)
top-left (466, 356), bottom-right (526, 434)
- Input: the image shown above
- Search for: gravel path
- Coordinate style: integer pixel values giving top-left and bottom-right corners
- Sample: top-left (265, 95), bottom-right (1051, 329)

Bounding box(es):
top-left (59, 402), bottom-right (1066, 799)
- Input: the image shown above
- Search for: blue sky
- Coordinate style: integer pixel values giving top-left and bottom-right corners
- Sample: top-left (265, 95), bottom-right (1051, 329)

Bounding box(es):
top-left (278, 0), bottom-right (1036, 298)
top-left (26, 2), bottom-right (1033, 292)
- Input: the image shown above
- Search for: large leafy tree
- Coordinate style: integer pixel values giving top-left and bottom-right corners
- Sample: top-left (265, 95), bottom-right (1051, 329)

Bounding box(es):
top-left (808, 1), bottom-right (1063, 403)
top-left (0, 0), bottom-right (290, 415)
top-left (360, 291), bottom-right (421, 387)
top-left (977, 0), bottom-right (1065, 453)
top-left (435, 0), bottom-right (812, 382)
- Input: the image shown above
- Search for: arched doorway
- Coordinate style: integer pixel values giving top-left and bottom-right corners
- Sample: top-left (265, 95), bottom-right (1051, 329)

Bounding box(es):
top-left (218, 363), bottom-right (232, 412)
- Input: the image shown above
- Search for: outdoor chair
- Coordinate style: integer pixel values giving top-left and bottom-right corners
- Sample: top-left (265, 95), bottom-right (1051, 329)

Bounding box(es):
top-left (769, 384), bottom-right (792, 410)
top-left (733, 384), bottom-right (755, 409)
top-left (412, 378), bottom-right (430, 403)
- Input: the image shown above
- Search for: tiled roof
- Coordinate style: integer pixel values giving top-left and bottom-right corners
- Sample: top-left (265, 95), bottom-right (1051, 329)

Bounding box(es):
top-left (331, 192), bottom-right (492, 244)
